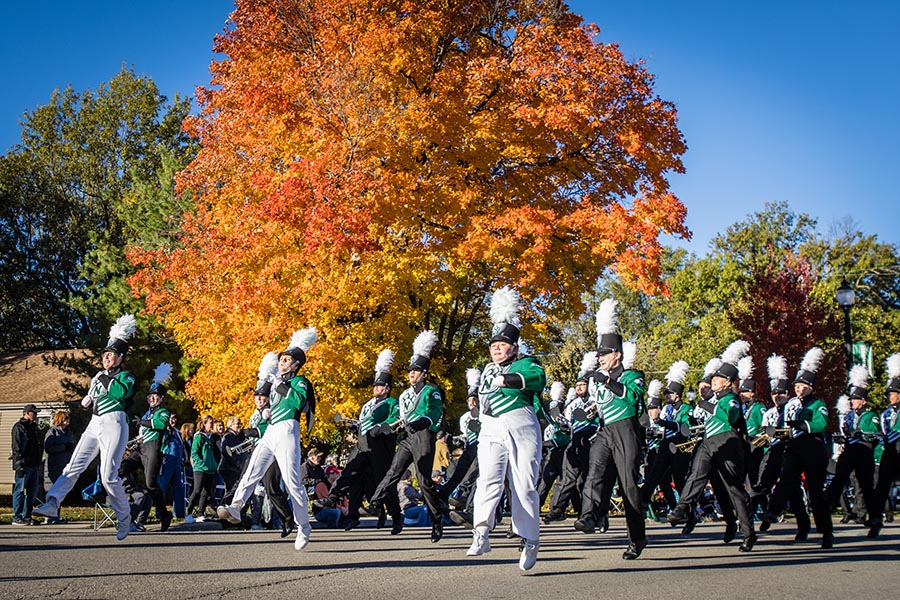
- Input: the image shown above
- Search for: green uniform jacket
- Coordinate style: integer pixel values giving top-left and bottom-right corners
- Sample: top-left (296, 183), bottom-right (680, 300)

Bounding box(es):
top-left (589, 368), bottom-right (645, 426)
top-left (270, 374), bottom-right (313, 425)
top-left (399, 382), bottom-right (443, 432)
top-left (745, 402), bottom-right (766, 437)
top-left (142, 406), bottom-right (171, 443)
top-left (358, 396), bottom-right (397, 436)
top-left (788, 396), bottom-right (829, 437)
top-left (478, 355), bottom-right (547, 418)
top-left (705, 392), bottom-right (742, 438)
top-left (88, 369), bottom-right (136, 415)
top-left (191, 432), bottom-right (218, 473)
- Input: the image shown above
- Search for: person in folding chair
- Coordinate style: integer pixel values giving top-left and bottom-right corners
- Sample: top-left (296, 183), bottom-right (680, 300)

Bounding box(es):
top-left (34, 314), bottom-right (138, 541)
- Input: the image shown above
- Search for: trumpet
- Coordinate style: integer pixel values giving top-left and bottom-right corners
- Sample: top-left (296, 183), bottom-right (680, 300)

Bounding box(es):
top-left (333, 412), bottom-right (360, 428)
top-left (751, 434), bottom-right (770, 449)
top-left (672, 438), bottom-right (698, 454)
top-left (225, 438), bottom-right (254, 457)
top-left (124, 436), bottom-right (142, 453)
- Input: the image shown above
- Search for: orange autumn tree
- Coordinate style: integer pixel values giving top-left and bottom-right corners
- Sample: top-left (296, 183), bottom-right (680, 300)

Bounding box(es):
top-left (128, 0), bottom-right (689, 430)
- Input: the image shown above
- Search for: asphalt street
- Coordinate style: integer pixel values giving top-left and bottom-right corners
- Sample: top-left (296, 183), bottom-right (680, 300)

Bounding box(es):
top-left (1, 517), bottom-right (896, 600)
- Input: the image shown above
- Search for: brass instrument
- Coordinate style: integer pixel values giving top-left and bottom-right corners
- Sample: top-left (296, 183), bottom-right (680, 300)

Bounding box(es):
top-left (751, 434), bottom-right (770, 449)
top-left (225, 438), bottom-right (254, 457)
top-left (333, 412), bottom-right (360, 428)
top-left (124, 436), bottom-right (142, 453)
top-left (672, 438), bottom-right (698, 454)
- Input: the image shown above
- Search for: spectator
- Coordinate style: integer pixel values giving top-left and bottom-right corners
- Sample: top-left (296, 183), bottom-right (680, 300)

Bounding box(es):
top-left (185, 416), bottom-right (218, 523)
top-left (180, 422), bottom-right (195, 502)
top-left (219, 416), bottom-right (249, 507)
top-left (398, 470), bottom-right (430, 527)
top-left (313, 466), bottom-right (348, 528)
top-left (43, 410), bottom-right (76, 523)
top-left (433, 431), bottom-right (450, 474)
top-left (12, 404), bottom-right (42, 526)
top-left (301, 448), bottom-right (326, 493)
top-left (158, 414), bottom-right (186, 519)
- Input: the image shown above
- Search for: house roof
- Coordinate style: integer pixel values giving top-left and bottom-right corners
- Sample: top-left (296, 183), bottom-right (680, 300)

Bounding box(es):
top-left (0, 349), bottom-right (93, 406)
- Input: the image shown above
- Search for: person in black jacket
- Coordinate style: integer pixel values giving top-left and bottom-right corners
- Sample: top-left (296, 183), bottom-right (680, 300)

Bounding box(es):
top-left (43, 410), bottom-right (76, 524)
top-left (12, 404), bottom-right (42, 525)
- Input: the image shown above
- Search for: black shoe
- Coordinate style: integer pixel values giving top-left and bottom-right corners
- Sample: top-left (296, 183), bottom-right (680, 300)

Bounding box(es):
top-left (622, 539), bottom-right (647, 560)
top-left (160, 511), bottom-right (172, 533)
top-left (723, 521), bottom-right (737, 544)
top-left (598, 514), bottom-right (610, 534)
top-left (839, 514), bottom-right (852, 524)
top-left (866, 523), bottom-right (882, 538)
top-left (431, 519), bottom-right (444, 543)
top-left (759, 520), bottom-right (771, 533)
top-left (505, 526), bottom-right (519, 539)
top-left (376, 512), bottom-right (387, 529)
top-left (449, 510), bottom-right (474, 529)
top-left (821, 533), bottom-right (834, 549)
top-left (573, 515), bottom-right (596, 534)
top-left (758, 510), bottom-right (781, 524)
top-left (518, 537), bottom-right (526, 551)
top-left (390, 519), bottom-right (404, 535)
top-left (794, 527), bottom-right (809, 542)
top-left (359, 504), bottom-right (379, 517)
top-left (666, 507), bottom-right (690, 526)
top-left (449, 497), bottom-right (465, 509)
top-left (542, 510), bottom-right (566, 524)
top-left (739, 533), bottom-right (757, 552)
top-left (281, 516), bottom-right (295, 539)
top-left (681, 514), bottom-right (697, 535)
top-left (313, 496), bottom-right (337, 509)
top-left (885, 512), bottom-right (894, 523)
top-left (343, 518), bottom-right (361, 531)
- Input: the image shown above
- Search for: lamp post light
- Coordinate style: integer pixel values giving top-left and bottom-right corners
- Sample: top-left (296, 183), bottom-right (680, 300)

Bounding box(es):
top-left (835, 280), bottom-right (855, 374)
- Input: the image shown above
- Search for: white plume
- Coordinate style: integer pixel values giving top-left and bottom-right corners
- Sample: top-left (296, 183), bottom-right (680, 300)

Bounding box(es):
top-left (887, 353), bottom-right (900, 379)
top-left (799, 347), bottom-right (824, 373)
top-left (666, 360), bottom-right (690, 385)
top-left (721, 340), bottom-right (750, 366)
top-left (703, 358), bottom-right (723, 378)
top-left (622, 341), bottom-right (636, 369)
top-left (836, 395), bottom-right (851, 415)
top-left (490, 286), bottom-right (521, 327)
top-left (647, 379), bottom-right (664, 399)
top-left (466, 368), bottom-right (482, 392)
top-left (109, 314), bottom-right (137, 341)
top-left (738, 355), bottom-right (754, 380)
top-left (767, 354), bottom-right (787, 382)
top-left (566, 387), bottom-right (577, 402)
top-left (289, 327), bottom-right (318, 351)
top-left (550, 381), bottom-right (566, 403)
top-left (153, 362), bottom-right (173, 385)
top-left (374, 349), bottom-right (394, 376)
top-left (848, 364), bottom-right (868, 389)
top-left (412, 330), bottom-right (439, 358)
top-left (595, 298), bottom-right (618, 337)
top-left (579, 351), bottom-right (598, 378)
top-left (257, 352), bottom-right (279, 380)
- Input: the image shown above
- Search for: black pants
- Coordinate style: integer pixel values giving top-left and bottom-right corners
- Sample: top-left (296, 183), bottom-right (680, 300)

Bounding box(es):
top-left (140, 439), bottom-right (168, 518)
top-left (677, 432), bottom-right (754, 538)
top-left (827, 443), bottom-right (875, 520)
top-left (370, 428), bottom-right (448, 522)
top-left (538, 446), bottom-right (565, 507)
top-left (872, 439), bottom-right (900, 524)
top-left (263, 462), bottom-right (292, 526)
top-left (443, 441), bottom-right (478, 499)
top-left (580, 418), bottom-right (645, 543)
top-left (550, 428), bottom-right (594, 513)
top-left (641, 438), bottom-right (689, 508)
top-left (186, 471), bottom-right (216, 516)
top-left (745, 445), bottom-right (765, 493)
top-left (769, 435), bottom-right (832, 536)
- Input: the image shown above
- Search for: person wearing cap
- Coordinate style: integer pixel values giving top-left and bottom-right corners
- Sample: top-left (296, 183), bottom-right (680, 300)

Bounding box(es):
top-left (667, 341), bottom-right (757, 552)
top-left (11, 404), bottom-right (42, 526)
top-left (760, 347), bottom-right (833, 548)
top-left (217, 330), bottom-right (318, 551)
top-left (313, 465), bottom-right (348, 528)
top-left (34, 315), bottom-right (137, 541)
top-left (544, 366), bottom-right (597, 523)
top-left (571, 299), bottom-right (647, 560)
top-left (740, 369), bottom-right (766, 489)
top-left (138, 370), bottom-right (173, 531)
top-left (314, 350), bottom-right (401, 532)
top-left (825, 366), bottom-right (880, 532)
top-left (366, 331), bottom-right (449, 543)
top-left (641, 382), bottom-right (679, 517)
top-left (870, 354), bottom-right (900, 537)
top-left (445, 375), bottom-right (482, 527)
top-left (465, 286), bottom-right (547, 571)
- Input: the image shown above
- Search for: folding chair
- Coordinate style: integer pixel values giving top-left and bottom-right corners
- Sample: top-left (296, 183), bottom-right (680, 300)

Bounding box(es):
top-left (81, 469), bottom-right (115, 531)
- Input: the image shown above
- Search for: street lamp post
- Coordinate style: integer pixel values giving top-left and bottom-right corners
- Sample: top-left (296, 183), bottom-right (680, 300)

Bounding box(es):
top-left (835, 280), bottom-right (855, 374)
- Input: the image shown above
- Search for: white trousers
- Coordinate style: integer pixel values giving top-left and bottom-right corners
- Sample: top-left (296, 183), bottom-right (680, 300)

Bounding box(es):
top-left (473, 407), bottom-right (542, 542)
top-left (47, 412), bottom-right (130, 522)
top-left (229, 419), bottom-right (310, 528)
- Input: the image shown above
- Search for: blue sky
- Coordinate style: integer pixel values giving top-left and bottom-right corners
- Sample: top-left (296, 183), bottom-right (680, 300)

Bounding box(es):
top-left (1, 1), bottom-right (898, 253)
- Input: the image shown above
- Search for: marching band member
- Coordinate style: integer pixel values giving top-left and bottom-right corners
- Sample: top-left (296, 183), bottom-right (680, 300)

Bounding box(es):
top-left (218, 329), bottom-right (318, 551)
top-left (537, 383), bottom-right (570, 508)
top-left (139, 363), bottom-right (173, 531)
top-left (466, 286), bottom-right (546, 571)
top-left (739, 355), bottom-right (767, 489)
top-left (870, 353), bottom-right (900, 537)
top-left (643, 380), bottom-right (678, 515)
top-left (667, 341), bottom-right (757, 552)
top-left (544, 353), bottom-right (599, 522)
top-left (760, 347), bottom-right (833, 548)
top-left (445, 368), bottom-right (482, 526)
top-left (34, 315), bottom-right (137, 541)
top-left (826, 366), bottom-right (880, 529)
top-left (573, 299), bottom-right (647, 560)
top-left (642, 362), bottom-right (691, 514)
top-left (366, 331), bottom-right (448, 542)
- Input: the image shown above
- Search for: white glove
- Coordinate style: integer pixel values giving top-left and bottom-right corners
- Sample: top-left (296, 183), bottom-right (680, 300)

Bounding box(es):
top-left (81, 396), bottom-right (93, 409)
top-left (262, 408), bottom-right (272, 420)
top-left (490, 375), bottom-right (504, 389)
